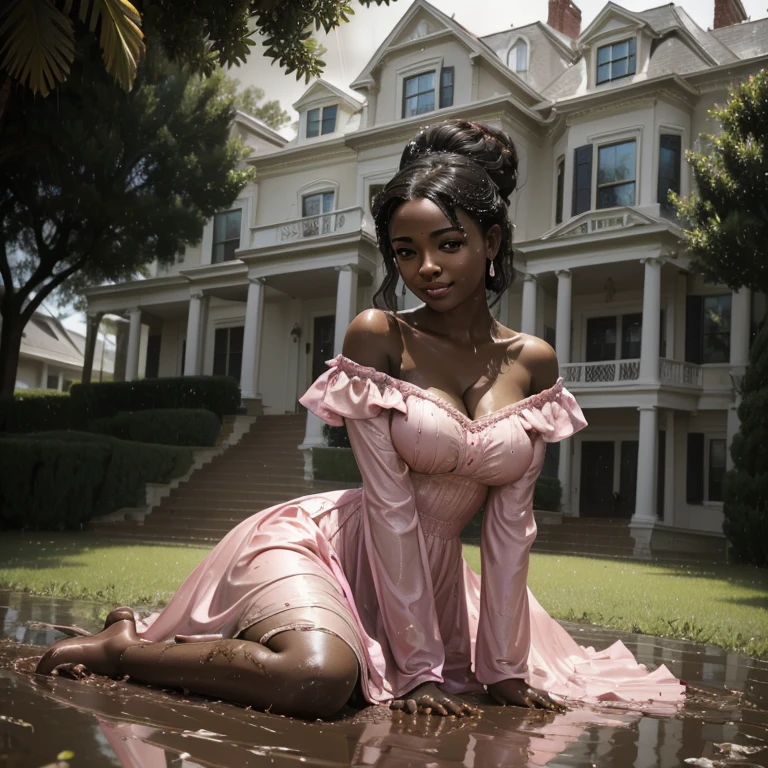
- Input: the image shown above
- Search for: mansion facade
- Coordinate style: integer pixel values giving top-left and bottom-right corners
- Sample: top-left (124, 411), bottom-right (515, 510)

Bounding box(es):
top-left (84, 0), bottom-right (768, 547)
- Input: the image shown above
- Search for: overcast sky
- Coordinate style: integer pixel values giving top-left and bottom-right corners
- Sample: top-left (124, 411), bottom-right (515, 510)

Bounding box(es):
top-left (239, 0), bottom-right (768, 123)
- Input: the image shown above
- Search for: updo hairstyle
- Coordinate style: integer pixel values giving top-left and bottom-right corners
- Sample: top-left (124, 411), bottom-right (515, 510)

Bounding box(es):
top-left (371, 120), bottom-right (519, 311)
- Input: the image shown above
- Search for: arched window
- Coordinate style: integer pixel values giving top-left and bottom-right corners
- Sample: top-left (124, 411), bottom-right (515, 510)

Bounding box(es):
top-left (507, 39), bottom-right (528, 74)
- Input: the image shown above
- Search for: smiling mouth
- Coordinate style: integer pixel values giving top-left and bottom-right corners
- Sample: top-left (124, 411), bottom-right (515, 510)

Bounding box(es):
top-left (423, 284), bottom-right (452, 298)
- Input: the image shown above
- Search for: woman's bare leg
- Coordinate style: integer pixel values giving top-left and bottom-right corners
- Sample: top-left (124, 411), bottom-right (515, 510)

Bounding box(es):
top-left (36, 609), bottom-right (359, 719)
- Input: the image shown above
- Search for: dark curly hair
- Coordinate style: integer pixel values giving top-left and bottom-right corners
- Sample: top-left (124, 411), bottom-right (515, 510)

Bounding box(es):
top-left (371, 120), bottom-right (519, 311)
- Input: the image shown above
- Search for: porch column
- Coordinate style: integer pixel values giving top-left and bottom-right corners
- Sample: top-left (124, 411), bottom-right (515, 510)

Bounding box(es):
top-left (520, 274), bottom-right (537, 336)
top-left (125, 307), bottom-right (142, 382)
top-left (333, 265), bottom-right (359, 355)
top-left (81, 310), bottom-right (104, 385)
top-left (240, 276), bottom-right (266, 399)
top-left (554, 270), bottom-right (573, 515)
top-left (183, 292), bottom-right (206, 376)
top-left (663, 410), bottom-right (675, 526)
top-left (632, 405), bottom-right (658, 557)
top-left (639, 257), bottom-right (662, 382)
top-left (40, 362), bottom-right (49, 389)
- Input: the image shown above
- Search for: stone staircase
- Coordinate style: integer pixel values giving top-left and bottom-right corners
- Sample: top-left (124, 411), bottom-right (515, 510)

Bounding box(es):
top-left (532, 517), bottom-right (636, 559)
top-left (90, 414), bottom-right (358, 545)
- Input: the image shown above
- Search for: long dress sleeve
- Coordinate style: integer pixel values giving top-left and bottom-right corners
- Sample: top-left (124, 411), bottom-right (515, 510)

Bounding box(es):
top-left (299, 358), bottom-right (445, 696)
top-left (475, 386), bottom-right (587, 686)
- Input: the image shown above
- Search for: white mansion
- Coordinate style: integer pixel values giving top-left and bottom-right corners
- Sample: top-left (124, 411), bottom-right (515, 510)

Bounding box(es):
top-left (84, 0), bottom-right (768, 547)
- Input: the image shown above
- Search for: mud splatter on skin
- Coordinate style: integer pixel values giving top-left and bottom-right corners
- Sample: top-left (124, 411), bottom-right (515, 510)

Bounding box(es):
top-left (2, 590), bottom-right (768, 767)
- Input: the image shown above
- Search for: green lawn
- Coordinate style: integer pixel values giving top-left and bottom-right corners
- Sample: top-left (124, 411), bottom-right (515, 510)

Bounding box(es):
top-left (1, 534), bottom-right (766, 658)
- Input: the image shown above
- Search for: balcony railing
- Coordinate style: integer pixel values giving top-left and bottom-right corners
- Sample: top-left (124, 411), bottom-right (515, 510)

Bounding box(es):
top-left (561, 358), bottom-right (703, 388)
top-left (250, 206), bottom-right (364, 249)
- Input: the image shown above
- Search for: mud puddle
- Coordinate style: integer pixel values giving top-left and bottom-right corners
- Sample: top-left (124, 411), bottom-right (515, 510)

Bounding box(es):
top-left (1, 590), bottom-right (766, 767)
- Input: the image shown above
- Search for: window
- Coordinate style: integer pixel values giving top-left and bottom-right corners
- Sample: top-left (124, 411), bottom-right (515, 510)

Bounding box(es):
top-left (301, 191), bottom-right (334, 236)
top-left (306, 105), bottom-right (338, 138)
top-left (213, 326), bottom-right (244, 381)
top-left (368, 184), bottom-right (385, 213)
top-left (752, 291), bottom-right (766, 346)
top-left (596, 38), bottom-right (636, 84)
top-left (686, 294), bottom-right (731, 364)
top-left (687, 432), bottom-right (726, 504)
top-left (586, 312), bottom-right (665, 362)
top-left (658, 134), bottom-right (681, 216)
top-left (586, 316), bottom-right (617, 362)
top-left (46, 374), bottom-right (59, 390)
top-left (402, 67), bottom-right (453, 118)
top-left (507, 39), bottom-right (528, 74)
top-left (212, 209), bottom-right (242, 264)
top-left (597, 140), bottom-right (636, 208)
top-left (555, 157), bottom-right (565, 224)
top-left (572, 144), bottom-right (593, 216)
top-left (620, 313), bottom-right (642, 359)
top-left (145, 334), bottom-right (161, 379)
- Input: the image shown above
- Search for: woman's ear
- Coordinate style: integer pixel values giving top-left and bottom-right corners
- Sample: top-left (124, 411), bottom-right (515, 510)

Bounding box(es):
top-left (485, 224), bottom-right (502, 261)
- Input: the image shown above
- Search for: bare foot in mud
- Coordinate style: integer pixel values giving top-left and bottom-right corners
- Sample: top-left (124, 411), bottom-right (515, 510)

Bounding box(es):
top-left (36, 607), bottom-right (141, 679)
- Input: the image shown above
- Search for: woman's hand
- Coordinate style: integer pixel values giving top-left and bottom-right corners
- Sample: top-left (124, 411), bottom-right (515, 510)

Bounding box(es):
top-left (390, 682), bottom-right (480, 717)
top-left (487, 678), bottom-right (566, 713)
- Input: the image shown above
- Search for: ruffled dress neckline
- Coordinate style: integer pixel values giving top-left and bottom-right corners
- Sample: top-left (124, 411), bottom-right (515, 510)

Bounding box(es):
top-left (329, 354), bottom-right (566, 430)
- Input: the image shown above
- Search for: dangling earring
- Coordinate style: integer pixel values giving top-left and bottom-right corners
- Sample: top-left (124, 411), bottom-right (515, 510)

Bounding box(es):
top-left (489, 259), bottom-right (496, 278)
top-left (401, 282), bottom-right (406, 296)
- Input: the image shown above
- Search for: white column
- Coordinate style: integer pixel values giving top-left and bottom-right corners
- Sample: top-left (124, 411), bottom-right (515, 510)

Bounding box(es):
top-left (663, 411), bottom-right (675, 526)
top-left (554, 269), bottom-right (572, 363)
top-left (183, 292), bottom-right (205, 376)
top-left (633, 405), bottom-right (658, 523)
top-left (240, 277), bottom-right (266, 399)
top-left (730, 287), bottom-right (751, 368)
top-left (520, 274), bottom-right (538, 336)
top-left (639, 257), bottom-right (662, 382)
top-left (40, 363), bottom-right (48, 389)
top-left (333, 265), bottom-right (359, 355)
top-left (125, 307), bottom-right (142, 382)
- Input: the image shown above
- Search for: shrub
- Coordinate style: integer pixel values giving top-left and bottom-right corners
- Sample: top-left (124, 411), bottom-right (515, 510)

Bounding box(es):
top-left (323, 423), bottom-right (351, 448)
top-left (533, 476), bottom-right (562, 513)
top-left (70, 375), bottom-right (240, 421)
top-left (0, 433), bottom-right (193, 530)
top-left (89, 408), bottom-right (221, 447)
top-left (722, 323), bottom-right (768, 567)
top-left (313, 447), bottom-right (362, 483)
top-left (0, 390), bottom-right (75, 433)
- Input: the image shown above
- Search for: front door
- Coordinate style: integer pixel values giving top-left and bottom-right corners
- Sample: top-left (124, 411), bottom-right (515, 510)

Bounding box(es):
top-left (579, 441), bottom-right (615, 517)
top-left (312, 315), bottom-right (336, 382)
top-left (617, 440), bottom-right (638, 518)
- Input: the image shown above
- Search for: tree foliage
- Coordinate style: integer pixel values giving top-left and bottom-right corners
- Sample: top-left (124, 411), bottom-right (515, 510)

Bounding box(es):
top-left (0, 0), bottom-right (395, 101)
top-left (0, 41), bottom-right (253, 395)
top-left (675, 69), bottom-right (768, 566)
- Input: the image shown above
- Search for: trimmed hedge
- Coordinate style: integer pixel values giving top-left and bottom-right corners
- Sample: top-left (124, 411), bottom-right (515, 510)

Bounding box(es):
top-left (0, 432), bottom-right (193, 530)
top-left (313, 447), bottom-right (363, 483)
top-left (70, 375), bottom-right (240, 420)
top-left (90, 408), bottom-right (221, 447)
top-left (0, 390), bottom-right (74, 433)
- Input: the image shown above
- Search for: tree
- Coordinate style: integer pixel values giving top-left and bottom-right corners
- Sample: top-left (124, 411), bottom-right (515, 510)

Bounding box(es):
top-left (0, 47), bottom-right (253, 395)
top-left (674, 69), bottom-right (768, 566)
top-left (235, 84), bottom-right (291, 131)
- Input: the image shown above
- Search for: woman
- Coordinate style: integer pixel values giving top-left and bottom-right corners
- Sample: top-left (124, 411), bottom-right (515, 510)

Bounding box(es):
top-left (36, 121), bottom-right (684, 719)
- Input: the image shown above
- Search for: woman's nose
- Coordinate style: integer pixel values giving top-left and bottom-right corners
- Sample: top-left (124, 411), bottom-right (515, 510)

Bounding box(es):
top-left (418, 254), bottom-right (441, 277)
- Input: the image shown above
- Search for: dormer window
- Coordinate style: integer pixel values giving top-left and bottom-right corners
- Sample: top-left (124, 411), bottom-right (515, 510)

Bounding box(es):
top-left (507, 39), bottom-right (528, 74)
top-left (306, 105), bottom-right (338, 138)
top-left (596, 38), bottom-right (636, 84)
top-left (402, 67), bottom-right (454, 118)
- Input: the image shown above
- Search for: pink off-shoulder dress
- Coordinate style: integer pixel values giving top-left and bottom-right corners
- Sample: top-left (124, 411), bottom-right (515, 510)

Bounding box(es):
top-left (137, 355), bottom-right (684, 710)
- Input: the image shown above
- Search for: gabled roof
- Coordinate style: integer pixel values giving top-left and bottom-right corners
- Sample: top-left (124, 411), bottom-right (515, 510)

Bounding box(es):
top-left (233, 112), bottom-right (287, 147)
top-left (292, 78), bottom-right (365, 112)
top-left (712, 17), bottom-right (768, 60)
top-left (349, 0), bottom-right (544, 105)
top-left (481, 21), bottom-right (576, 61)
top-left (578, 2), bottom-right (654, 46)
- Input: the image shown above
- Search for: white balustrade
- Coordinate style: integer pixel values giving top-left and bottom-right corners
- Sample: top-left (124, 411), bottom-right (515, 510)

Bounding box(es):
top-left (659, 358), bottom-right (703, 387)
top-left (250, 207), bottom-right (364, 248)
top-left (561, 358), bottom-right (702, 388)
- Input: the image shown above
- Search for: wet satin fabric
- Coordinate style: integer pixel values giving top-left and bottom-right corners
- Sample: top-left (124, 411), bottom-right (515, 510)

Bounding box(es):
top-left (137, 355), bottom-right (684, 710)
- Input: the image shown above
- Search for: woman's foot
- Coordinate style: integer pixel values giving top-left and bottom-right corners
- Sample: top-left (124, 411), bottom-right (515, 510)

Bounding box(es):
top-left (36, 611), bottom-right (141, 678)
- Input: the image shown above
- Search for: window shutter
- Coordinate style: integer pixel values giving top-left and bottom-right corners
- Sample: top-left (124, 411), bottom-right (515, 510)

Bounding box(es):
top-left (686, 432), bottom-right (705, 504)
top-left (572, 144), bottom-right (593, 216)
top-left (685, 295), bottom-right (703, 364)
top-left (439, 67), bottom-right (454, 109)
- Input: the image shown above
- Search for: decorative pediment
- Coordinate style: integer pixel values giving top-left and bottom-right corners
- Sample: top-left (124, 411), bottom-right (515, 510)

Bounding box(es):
top-left (542, 207), bottom-right (663, 240)
top-left (292, 79), bottom-right (364, 112)
top-left (578, 3), bottom-right (651, 47)
top-left (392, 13), bottom-right (445, 46)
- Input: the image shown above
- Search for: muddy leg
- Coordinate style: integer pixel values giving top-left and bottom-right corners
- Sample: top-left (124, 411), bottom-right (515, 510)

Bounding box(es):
top-left (120, 627), bottom-right (359, 719)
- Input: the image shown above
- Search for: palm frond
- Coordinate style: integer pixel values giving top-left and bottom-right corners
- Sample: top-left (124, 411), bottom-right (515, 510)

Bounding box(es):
top-left (0, 0), bottom-right (75, 97)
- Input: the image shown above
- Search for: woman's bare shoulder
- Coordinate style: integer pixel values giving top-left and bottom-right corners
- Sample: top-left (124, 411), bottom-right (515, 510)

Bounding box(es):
top-left (342, 309), bottom-right (403, 374)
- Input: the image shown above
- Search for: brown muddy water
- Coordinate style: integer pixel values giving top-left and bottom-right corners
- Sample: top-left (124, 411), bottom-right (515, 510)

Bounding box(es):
top-left (0, 589), bottom-right (766, 768)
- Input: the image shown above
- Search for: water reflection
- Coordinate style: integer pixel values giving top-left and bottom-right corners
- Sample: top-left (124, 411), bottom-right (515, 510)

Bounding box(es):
top-left (1, 591), bottom-right (766, 768)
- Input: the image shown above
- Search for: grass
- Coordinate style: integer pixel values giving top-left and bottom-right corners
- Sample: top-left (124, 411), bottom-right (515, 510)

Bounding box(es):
top-left (0, 533), bottom-right (766, 658)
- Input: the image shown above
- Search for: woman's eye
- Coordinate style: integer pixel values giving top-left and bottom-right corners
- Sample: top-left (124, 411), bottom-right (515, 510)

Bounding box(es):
top-left (395, 248), bottom-right (415, 259)
top-left (441, 240), bottom-right (464, 251)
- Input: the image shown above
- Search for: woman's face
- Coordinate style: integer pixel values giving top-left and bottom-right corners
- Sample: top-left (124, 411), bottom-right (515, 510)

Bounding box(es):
top-left (388, 198), bottom-right (500, 311)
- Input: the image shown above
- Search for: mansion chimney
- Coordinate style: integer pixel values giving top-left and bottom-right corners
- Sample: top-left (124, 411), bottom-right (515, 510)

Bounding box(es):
top-left (713, 0), bottom-right (747, 28)
top-left (547, 0), bottom-right (582, 39)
